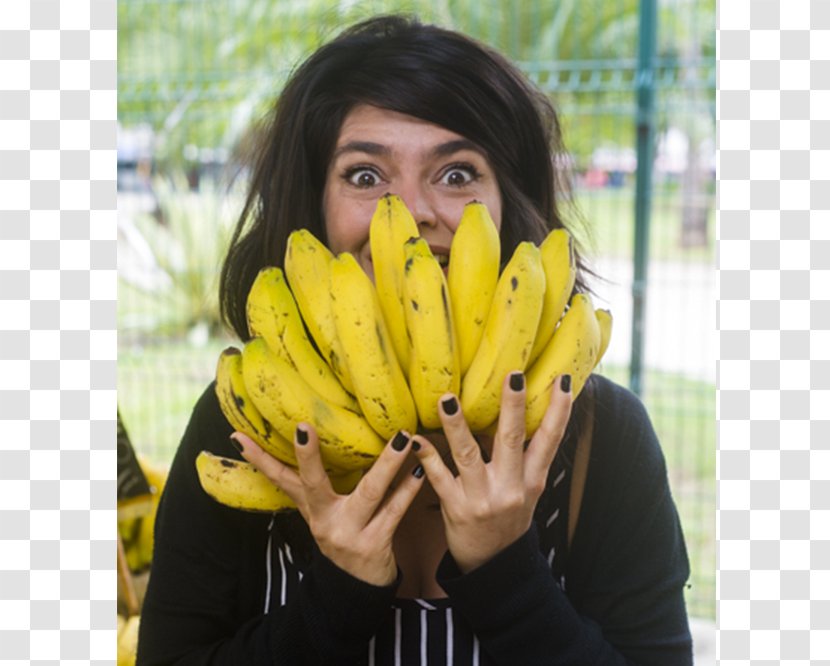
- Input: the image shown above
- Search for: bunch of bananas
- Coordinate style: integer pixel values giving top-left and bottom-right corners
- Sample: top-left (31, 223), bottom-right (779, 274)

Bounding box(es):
top-left (199, 195), bottom-right (612, 512)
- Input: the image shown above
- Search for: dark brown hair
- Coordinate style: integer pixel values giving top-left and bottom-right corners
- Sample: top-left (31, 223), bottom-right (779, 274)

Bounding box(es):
top-left (220, 14), bottom-right (591, 341)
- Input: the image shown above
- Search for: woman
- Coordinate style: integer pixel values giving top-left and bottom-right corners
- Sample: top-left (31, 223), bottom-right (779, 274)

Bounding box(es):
top-left (137, 15), bottom-right (692, 665)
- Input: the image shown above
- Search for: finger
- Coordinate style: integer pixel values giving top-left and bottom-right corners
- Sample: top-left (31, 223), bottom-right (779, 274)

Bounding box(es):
top-left (437, 394), bottom-right (487, 494)
top-left (410, 435), bottom-right (458, 503)
top-left (490, 371), bottom-right (528, 484)
top-left (371, 460), bottom-right (427, 536)
top-left (291, 423), bottom-right (336, 509)
top-left (231, 431), bottom-right (303, 500)
top-left (524, 374), bottom-right (573, 488)
top-left (348, 430), bottom-right (415, 524)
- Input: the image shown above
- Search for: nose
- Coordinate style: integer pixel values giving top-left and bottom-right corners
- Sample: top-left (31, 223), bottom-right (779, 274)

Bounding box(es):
top-left (396, 184), bottom-right (439, 231)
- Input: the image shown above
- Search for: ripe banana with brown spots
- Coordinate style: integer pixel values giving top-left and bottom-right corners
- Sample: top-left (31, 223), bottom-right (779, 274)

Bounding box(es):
top-left (196, 450), bottom-right (297, 513)
top-left (460, 241), bottom-right (546, 432)
top-left (284, 229), bottom-right (355, 394)
top-left (246, 266), bottom-right (359, 412)
top-left (241, 337), bottom-right (385, 471)
top-left (524, 293), bottom-right (602, 437)
top-left (527, 228), bottom-right (576, 366)
top-left (330, 252), bottom-right (418, 441)
top-left (447, 201), bottom-right (501, 376)
top-left (369, 193), bottom-right (420, 371)
top-left (196, 450), bottom-right (364, 513)
top-left (402, 237), bottom-right (460, 430)
top-left (214, 346), bottom-right (297, 467)
top-left (594, 308), bottom-right (613, 369)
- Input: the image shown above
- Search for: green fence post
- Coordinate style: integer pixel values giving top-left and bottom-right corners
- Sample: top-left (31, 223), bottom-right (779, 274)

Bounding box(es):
top-left (630, 0), bottom-right (658, 397)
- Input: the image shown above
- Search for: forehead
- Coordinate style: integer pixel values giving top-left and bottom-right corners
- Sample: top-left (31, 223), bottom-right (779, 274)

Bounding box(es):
top-left (335, 104), bottom-right (464, 147)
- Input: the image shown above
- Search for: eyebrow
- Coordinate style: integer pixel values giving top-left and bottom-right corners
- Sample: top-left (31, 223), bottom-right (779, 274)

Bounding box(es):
top-left (331, 141), bottom-right (389, 160)
top-left (431, 139), bottom-right (481, 158)
top-left (331, 138), bottom-right (484, 161)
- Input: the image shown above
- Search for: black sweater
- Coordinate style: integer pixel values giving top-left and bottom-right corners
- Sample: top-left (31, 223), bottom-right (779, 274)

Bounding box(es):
top-left (137, 374), bottom-right (693, 665)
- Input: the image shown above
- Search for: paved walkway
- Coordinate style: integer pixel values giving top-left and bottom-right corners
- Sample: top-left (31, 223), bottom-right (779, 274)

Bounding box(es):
top-left (691, 616), bottom-right (716, 664)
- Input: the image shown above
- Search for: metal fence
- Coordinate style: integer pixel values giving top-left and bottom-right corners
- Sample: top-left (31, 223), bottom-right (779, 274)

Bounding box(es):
top-left (117, 0), bottom-right (715, 619)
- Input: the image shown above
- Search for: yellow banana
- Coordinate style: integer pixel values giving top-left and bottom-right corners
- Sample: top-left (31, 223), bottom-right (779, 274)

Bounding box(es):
top-left (117, 615), bottom-right (140, 666)
top-left (215, 347), bottom-right (298, 467)
top-left (525, 293), bottom-right (602, 436)
top-left (527, 229), bottom-right (576, 366)
top-left (284, 229), bottom-right (355, 394)
top-left (369, 193), bottom-right (420, 371)
top-left (133, 456), bottom-right (168, 570)
top-left (242, 337), bottom-right (385, 470)
top-left (247, 266), bottom-right (359, 413)
top-left (594, 308), bottom-right (613, 369)
top-left (196, 450), bottom-right (297, 512)
top-left (460, 241), bottom-right (546, 432)
top-left (196, 451), bottom-right (363, 513)
top-left (330, 252), bottom-right (418, 440)
top-left (447, 201), bottom-right (501, 376)
top-left (402, 237), bottom-right (461, 429)
top-left (124, 540), bottom-right (145, 573)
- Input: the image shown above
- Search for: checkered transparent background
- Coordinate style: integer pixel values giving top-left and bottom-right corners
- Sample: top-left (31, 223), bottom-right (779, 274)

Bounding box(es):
top-left (718, 0), bottom-right (830, 663)
top-left (2, 0), bottom-right (830, 663)
top-left (0, 0), bottom-right (117, 663)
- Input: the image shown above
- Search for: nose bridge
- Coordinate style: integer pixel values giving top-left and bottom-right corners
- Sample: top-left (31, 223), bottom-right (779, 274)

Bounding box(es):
top-left (397, 177), bottom-right (436, 227)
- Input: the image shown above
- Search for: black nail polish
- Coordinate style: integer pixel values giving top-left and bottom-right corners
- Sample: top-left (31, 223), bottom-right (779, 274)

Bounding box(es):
top-left (441, 396), bottom-right (458, 415)
top-left (229, 436), bottom-right (243, 453)
top-left (296, 426), bottom-right (309, 445)
top-left (411, 440), bottom-right (421, 452)
top-left (391, 431), bottom-right (409, 452)
top-left (561, 374), bottom-right (572, 393)
top-left (509, 372), bottom-right (524, 392)
top-left (412, 464), bottom-right (425, 479)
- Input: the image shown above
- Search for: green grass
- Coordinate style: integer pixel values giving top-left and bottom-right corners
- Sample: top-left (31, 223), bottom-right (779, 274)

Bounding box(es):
top-left (118, 342), bottom-right (715, 620)
top-left (118, 335), bottom-right (237, 465)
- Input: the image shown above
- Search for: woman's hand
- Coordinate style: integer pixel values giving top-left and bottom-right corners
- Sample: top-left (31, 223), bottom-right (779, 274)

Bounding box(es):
top-left (232, 426), bottom-right (424, 587)
top-left (412, 372), bottom-right (572, 574)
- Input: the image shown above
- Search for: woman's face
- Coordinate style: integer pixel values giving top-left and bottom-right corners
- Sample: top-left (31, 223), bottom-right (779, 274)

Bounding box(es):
top-left (322, 104), bottom-right (503, 278)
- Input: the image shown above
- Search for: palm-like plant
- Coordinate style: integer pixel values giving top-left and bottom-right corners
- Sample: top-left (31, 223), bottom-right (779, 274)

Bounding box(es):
top-left (118, 173), bottom-right (242, 342)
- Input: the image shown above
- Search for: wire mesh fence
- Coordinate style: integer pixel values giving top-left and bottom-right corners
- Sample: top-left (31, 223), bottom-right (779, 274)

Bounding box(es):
top-left (117, 0), bottom-right (715, 619)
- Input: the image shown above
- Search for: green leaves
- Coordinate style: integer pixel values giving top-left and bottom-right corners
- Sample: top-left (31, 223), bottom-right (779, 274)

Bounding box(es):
top-left (118, 173), bottom-right (241, 340)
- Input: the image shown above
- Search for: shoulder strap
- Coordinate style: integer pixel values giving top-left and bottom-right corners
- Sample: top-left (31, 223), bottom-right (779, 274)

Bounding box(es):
top-left (567, 392), bottom-right (595, 549)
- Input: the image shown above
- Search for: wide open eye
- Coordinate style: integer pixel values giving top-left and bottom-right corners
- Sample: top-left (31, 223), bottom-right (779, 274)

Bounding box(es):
top-left (439, 163), bottom-right (481, 187)
top-left (343, 167), bottom-right (382, 188)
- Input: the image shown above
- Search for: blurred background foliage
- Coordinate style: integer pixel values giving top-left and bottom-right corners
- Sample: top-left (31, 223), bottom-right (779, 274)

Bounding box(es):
top-left (118, 0), bottom-right (714, 172)
top-left (117, 0), bottom-right (715, 619)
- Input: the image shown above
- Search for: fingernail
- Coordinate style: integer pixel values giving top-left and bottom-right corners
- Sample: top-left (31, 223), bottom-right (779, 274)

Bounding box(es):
top-left (509, 371), bottom-right (524, 392)
top-left (411, 440), bottom-right (421, 452)
top-left (561, 374), bottom-right (572, 393)
top-left (296, 426), bottom-right (309, 445)
top-left (412, 464), bottom-right (425, 479)
top-left (441, 396), bottom-right (458, 415)
top-left (229, 435), bottom-right (243, 453)
top-left (391, 430), bottom-right (409, 452)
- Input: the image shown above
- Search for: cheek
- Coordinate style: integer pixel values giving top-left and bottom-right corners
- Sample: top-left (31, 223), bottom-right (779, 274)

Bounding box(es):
top-left (487, 199), bottom-right (503, 233)
top-left (485, 185), bottom-right (504, 231)
top-left (467, 183), bottom-right (503, 233)
top-left (323, 196), bottom-right (370, 255)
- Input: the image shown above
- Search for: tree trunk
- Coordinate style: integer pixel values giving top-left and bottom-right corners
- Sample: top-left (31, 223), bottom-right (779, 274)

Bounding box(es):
top-left (680, 138), bottom-right (710, 248)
